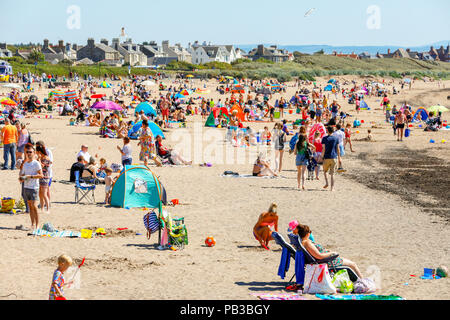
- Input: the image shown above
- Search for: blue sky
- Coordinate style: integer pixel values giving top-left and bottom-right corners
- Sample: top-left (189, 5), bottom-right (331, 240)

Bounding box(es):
top-left (1, 0), bottom-right (449, 46)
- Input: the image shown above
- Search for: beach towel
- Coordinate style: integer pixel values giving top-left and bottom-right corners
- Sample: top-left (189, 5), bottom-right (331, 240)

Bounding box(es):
top-left (295, 250), bottom-right (305, 285)
top-left (251, 292), bottom-right (307, 300)
top-left (316, 294), bottom-right (404, 300)
top-left (277, 247), bottom-right (291, 280)
top-left (30, 228), bottom-right (82, 238)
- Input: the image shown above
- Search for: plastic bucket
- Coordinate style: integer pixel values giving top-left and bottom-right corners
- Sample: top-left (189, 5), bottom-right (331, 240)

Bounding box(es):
top-left (404, 128), bottom-right (410, 138)
top-left (171, 199), bottom-right (179, 205)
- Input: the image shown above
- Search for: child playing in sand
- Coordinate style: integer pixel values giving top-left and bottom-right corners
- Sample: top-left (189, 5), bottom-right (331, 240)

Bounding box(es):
top-left (355, 129), bottom-right (374, 142)
top-left (49, 255), bottom-right (72, 300)
top-left (104, 168), bottom-right (113, 203)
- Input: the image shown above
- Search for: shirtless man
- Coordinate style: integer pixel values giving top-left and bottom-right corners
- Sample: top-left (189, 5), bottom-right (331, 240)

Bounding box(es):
top-left (394, 110), bottom-right (407, 141)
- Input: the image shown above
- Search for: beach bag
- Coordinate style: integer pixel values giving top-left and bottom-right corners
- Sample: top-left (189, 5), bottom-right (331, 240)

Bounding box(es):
top-left (331, 269), bottom-right (354, 293)
top-left (353, 278), bottom-right (376, 294)
top-left (304, 264), bottom-right (337, 294)
top-left (1, 198), bottom-right (15, 212)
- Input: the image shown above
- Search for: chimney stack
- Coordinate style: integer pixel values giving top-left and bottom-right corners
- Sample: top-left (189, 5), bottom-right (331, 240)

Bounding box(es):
top-left (257, 44), bottom-right (264, 56)
top-left (100, 39), bottom-right (109, 46)
top-left (87, 38), bottom-right (95, 47)
top-left (43, 39), bottom-right (49, 48)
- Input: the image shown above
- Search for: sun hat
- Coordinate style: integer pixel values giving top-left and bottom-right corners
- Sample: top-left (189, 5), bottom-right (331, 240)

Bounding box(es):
top-left (287, 220), bottom-right (299, 233)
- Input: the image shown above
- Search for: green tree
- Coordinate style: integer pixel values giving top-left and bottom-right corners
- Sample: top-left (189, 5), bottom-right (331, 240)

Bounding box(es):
top-left (28, 50), bottom-right (45, 63)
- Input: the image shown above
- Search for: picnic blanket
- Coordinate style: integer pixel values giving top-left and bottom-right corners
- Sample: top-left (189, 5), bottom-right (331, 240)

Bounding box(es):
top-left (30, 228), bottom-right (82, 238)
top-left (316, 294), bottom-right (404, 300)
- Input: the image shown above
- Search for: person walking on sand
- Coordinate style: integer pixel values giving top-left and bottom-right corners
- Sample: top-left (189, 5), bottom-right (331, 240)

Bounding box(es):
top-left (394, 109), bottom-right (407, 141)
top-left (19, 144), bottom-right (43, 231)
top-left (320, 126), bottom-right (340, 191)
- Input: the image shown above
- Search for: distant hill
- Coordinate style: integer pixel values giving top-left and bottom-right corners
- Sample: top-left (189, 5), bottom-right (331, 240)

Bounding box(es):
top-left (236, 41), bottom-right (450, 55)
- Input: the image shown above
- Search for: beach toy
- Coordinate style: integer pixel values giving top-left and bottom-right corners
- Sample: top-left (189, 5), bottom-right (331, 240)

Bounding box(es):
top-left (171, 199), bottom-right (179, 205)
top-left (117, 228), bottom-right (128, 231)
top-left (429, 139), bottom-right (435, 143)
top-left (136, 233), bottom-right (142, 235)
top-left (55, 297), bottom-right (67, 300)
top-left (356, 131), bottom-right (360, 134)
top-left (421, 268), bottom-right (441, 280)
top-left (95, 228), bottom-right (106, 235)
top-left (205, 236), bottom-right (216, 247)
top-left (442, 139), bottom-right (447, 144)
top-left (404, 128), bottom-right (410, 138)
top-left (418, 124), bottom-right (422, 128)
top-left (408, 124), bottom-right (413, 128)
top-left (361, 120), bottom-right (364, 124)
top-left (80, 229), bottom-right (93, 239)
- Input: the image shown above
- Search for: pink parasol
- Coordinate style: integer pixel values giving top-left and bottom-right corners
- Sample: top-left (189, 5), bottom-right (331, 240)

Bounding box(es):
top-left (91, 101), bottom-right (122, 111)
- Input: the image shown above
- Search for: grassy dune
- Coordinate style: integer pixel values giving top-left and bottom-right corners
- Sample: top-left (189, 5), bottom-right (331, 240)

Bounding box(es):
top-left (4, 55), bottom-right (450, 81)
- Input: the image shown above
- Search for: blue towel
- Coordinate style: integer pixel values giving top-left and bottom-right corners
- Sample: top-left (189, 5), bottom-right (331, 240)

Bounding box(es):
top-left (277, 247), bottom-right (290, 279)
top-left (295, 250), bottom-right (305, 285)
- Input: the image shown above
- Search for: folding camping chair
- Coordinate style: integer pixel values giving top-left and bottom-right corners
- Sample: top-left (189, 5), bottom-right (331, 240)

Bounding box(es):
top-left (287, 233), bottom-right (359, 282)
top-left (272, 232), bottom-right (297, 284)
top-left (74, 171), bottom-right (96, 204)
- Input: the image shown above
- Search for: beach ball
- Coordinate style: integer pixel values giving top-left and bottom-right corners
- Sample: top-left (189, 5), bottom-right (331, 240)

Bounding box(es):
top-left (205, 237), bottom-right (216, 247)
top-left (430, 139), bottom-right (435, 143)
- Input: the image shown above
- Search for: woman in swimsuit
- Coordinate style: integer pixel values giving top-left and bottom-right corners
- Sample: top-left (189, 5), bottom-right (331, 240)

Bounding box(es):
top-left (253, 203), bottom-right (279, 250)
top-left (253, 152), bottom-right (277, 177)
top-left (295, 224), bottom-right (363, 278)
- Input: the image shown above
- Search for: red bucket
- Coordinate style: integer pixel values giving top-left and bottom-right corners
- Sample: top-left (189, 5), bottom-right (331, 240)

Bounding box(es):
top-left (171, 199), bottom-right (179, 205)
top-left (289, 110), bottom-right (293, 114)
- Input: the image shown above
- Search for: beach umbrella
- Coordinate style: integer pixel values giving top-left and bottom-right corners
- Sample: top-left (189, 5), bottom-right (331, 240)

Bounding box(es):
top-left (178, 89), bottom-right (191, 96)
top-left (141, 80), bottom-right (156, 86)
top-left (328, 79), bottom-right (336, 84)
top-left (0, 98), bottom-right (17, 106)
top-left (91, 101), bottom-right (122, 111)
top-left (91, 94), bottom-right (106, 99)
top-left (136, 102), bottom-right (157, 116)
top-left (65, 90), bottom-right (78, 101)
top-left (2, 83), bottom-right (21, 89)
top-left (403, 78), bottom-right (411, 83)
top-left (427, 105), bottom-right (448, 113)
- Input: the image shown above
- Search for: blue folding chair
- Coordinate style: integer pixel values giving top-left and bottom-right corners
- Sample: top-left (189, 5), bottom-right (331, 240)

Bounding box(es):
top-left (74, 171), bottom-right (96, 203)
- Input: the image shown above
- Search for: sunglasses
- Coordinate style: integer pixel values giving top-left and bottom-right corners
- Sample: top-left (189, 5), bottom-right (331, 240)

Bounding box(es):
top-left (26, 151), bottom-right (34, 154)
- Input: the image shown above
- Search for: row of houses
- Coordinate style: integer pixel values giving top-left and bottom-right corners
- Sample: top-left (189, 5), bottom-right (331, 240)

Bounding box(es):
top-left (1, 39), bottom-right (296, 67)
top-left (4, 38), bottom-right (448, 66)
top-left (332, 45), bottom-right (450, 62)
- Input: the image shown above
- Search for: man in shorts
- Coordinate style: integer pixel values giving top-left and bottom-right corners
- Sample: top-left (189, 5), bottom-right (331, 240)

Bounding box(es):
top-left (19, 144), bottom-right (43, 230)
top-left (394, 110), bottom-right (407, 141)
top-left (320, 126), bottom-right (340, 191)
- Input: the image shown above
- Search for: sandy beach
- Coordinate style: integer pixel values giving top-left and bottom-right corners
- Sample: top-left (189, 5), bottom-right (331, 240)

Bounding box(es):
top-left (0, 76), bottom-right (449, 300)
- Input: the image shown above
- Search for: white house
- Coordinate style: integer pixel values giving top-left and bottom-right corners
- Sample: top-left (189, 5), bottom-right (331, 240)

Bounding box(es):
top-left (189, 45), bottom-right (232, 64)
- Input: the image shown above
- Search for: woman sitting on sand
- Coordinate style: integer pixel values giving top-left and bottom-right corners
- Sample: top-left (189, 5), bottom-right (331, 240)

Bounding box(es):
top-left (294, 224), bottom-right (363, 279)
top-left (253, 152), bottom-right (278, 177)
top-left (253, 203), bottom-right (279, 250)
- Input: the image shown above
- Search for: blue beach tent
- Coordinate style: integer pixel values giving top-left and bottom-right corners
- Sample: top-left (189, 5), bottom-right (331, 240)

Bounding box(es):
top-left (135, 102), bottom-right (157, 117)
top-left (110, 165), bottom-right (167, 209)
